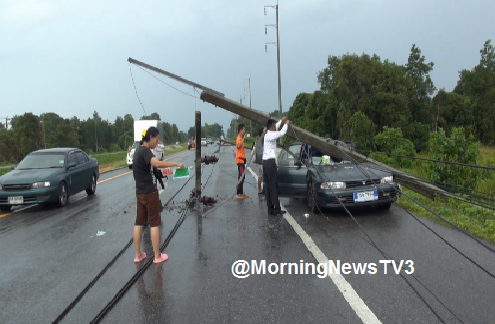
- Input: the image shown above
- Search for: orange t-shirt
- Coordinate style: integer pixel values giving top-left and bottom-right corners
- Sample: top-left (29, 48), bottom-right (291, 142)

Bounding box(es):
top-left (236, 135), bottom-right (246, 164)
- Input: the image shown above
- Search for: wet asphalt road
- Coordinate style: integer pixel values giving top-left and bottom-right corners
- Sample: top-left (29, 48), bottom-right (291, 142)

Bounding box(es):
top-left (1, 144), bottom-right (495, 324)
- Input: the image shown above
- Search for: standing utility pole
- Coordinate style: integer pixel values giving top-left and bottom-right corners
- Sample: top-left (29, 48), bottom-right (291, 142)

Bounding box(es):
top-left (265, 1), bottom-right (283, 144)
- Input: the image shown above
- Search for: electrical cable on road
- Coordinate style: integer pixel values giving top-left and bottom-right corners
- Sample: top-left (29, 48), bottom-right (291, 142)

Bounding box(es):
top-left (51, 165), bottom-right (200, 324)
top-left (289, 127), bottom-right (458, 324)
top-left (90, 158), bottom-right (217, 323)
top-left (328, 140), bottom-right (495, 321)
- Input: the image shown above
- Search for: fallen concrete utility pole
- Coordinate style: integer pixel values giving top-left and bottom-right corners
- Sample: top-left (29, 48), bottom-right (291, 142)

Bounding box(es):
top-left (127, 57), bottom-right (225, 97)
top-left (200, 91), bottom-right (457, 201)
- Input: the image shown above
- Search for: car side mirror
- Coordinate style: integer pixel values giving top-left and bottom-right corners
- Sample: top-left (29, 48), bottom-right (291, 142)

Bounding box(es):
top-left (294, 158), bottom-right (302, 167)
top-left (11, 165), bottom-right (17, 170)
top-left (68, 162), bottom-right (77, 169)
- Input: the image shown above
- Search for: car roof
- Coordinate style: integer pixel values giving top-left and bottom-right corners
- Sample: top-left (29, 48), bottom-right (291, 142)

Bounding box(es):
top-left (31, 148), bottom-right (82, 154)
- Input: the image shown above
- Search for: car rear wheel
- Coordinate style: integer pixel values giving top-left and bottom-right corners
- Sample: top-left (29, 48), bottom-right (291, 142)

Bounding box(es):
top-left (57, 182), bottom-right (68, 207)
top-left (307, 183), bottom-right (319, 213)
top-left (86, 174), bottom-right (96, 195)
top-left (0, 205), bottom-right (12, 212)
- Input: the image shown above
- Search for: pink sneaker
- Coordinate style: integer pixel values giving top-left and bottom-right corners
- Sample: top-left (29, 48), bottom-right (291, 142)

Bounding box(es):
top-left (153, 253), bottom-right (169, 264)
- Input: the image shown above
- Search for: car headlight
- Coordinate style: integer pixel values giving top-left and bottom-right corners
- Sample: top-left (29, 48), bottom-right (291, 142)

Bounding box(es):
top-left (321, 181), bottom-right (346, 190)
top-left (381, 176), bottom-right (394, 184)
top-left (31, 181), bottom-right (51, 189)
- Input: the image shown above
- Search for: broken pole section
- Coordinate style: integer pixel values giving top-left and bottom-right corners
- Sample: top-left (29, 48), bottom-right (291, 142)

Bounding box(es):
top-left (199, 91), bottom-right (458, 202)
top-left (195, 111), bottom-right (202, 207)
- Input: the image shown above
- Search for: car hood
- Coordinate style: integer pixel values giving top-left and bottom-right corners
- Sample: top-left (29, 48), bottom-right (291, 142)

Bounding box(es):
top-left (313, 163), bottom-right (391, 182)
top-left (0, 168), bottom-right (63, 185)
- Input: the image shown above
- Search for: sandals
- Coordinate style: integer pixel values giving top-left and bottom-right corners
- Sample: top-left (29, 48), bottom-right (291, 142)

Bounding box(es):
top-left (154, 253), bottom-right (169, 264)
top-left (134, 252), bottom-right (146, 263)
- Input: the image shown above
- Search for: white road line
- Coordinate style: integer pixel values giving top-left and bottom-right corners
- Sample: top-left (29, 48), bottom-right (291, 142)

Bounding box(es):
top-left (247, 166), bottom-right (382, 324)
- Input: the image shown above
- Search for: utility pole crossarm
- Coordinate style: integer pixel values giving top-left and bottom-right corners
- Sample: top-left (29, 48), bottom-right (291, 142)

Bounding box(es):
top-left (127, 58), bottom-right (225, 97)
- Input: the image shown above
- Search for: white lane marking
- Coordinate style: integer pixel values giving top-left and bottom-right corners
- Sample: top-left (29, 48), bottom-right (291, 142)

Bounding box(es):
top-left (247, 166), bottom-right (382, 324)
top-left (159, 189), bottom-right (164, 195)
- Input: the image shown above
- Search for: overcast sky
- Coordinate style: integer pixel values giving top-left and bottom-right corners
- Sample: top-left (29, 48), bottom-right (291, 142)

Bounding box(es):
top-left (1, 0), bottom-right (494, 134)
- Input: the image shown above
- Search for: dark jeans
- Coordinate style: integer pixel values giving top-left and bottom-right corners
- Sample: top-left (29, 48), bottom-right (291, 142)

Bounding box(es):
top-left (262, 159), bottom-right (281, 212)
top-left (237, 160), bottom-right (246, 195)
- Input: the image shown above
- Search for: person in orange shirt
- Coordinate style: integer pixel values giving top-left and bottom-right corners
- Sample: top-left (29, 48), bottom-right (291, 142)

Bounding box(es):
top-left (236, 124), bottom-right (249, 199)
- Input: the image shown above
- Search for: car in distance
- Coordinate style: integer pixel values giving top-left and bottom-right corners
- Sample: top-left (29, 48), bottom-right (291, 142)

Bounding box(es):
top-left (0, 148), bottom-right (99, 211)
top-left (201, 138), bottom-right (208, 147)
top-left (276, 142), bottom-right (400, 212)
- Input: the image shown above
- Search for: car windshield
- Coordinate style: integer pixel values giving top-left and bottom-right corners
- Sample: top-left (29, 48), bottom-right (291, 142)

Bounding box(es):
top-left (310, 147), bottom-right (350, 165)
top-left (17, 153), bottom-right (65, 170)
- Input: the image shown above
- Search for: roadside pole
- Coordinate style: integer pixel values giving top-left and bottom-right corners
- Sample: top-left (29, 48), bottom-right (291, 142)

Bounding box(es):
top-left (195, 111), bottom-right (202, 209)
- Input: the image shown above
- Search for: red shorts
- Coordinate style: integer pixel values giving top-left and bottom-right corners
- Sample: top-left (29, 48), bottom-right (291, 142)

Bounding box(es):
top-left (135, 191), bottom-right (161, 227)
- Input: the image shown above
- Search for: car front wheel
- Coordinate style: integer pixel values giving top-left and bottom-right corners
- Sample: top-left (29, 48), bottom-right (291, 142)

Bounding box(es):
top-left (307, 183), bottom-right (319, 213)
top-left (0, 205), bottom-right (12, 212)
top-left (57, 182), bottom-right (68, 207)
top-left (378, 202), bottom-right (391, 210)
top-left (86, 174), bottom-right (96, 195)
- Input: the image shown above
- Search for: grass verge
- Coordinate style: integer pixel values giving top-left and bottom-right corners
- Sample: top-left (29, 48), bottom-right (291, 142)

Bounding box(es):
top-left (397, 186), bottom-right (495, 245)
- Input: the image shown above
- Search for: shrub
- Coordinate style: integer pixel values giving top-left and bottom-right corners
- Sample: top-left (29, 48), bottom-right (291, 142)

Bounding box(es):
top-left (373, 127), bottom-right (416, 168)
top-left (425, 127), bottom-right (481, 192)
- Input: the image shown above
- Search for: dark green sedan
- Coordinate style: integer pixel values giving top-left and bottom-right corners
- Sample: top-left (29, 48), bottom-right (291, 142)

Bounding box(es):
top-left (0, 148), bottom-right (99, 211)
top-left (276, 142), bottom-right (401, 212)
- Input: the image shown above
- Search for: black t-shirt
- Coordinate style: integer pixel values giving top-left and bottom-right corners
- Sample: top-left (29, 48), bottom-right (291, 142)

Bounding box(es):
top-left (132, 145), bottom-right (157, 194)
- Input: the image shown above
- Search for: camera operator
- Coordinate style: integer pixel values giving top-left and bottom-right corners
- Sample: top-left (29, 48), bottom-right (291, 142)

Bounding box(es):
top-left (132, 126), bottom-right (185, 264)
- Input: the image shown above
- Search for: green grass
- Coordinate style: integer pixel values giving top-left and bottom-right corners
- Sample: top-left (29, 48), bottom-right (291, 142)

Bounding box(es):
top-left (90, 151), bottom-right (127, 165)
top-left (396, 187), bottom-right (495, 244)
top-left (0, 168), bottom-right (11, 177)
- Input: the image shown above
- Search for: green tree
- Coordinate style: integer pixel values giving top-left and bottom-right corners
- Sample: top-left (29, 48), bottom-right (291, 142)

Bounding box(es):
top-left (48, 124), bottom-right (80, 148)
top-left (405, 44), bottom-right (436, 126)
top-left (349, 111), bottom-right (377, 151)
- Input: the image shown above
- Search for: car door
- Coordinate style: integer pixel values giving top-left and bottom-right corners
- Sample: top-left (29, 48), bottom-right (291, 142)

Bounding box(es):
top-left (277, 144), bottom-right (307, 198)
top-left (75, 151), bottom-right (91, 190)
top-left (66, 151), bottom-right (82, 194)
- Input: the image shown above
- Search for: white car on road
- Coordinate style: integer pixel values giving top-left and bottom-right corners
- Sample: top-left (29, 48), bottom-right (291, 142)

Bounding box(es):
top-left (201, 138), bottom-right (207, 147)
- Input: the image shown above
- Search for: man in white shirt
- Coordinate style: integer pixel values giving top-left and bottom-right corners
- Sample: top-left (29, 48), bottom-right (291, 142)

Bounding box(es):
top-left (262, 116), bottom-right (289, 215)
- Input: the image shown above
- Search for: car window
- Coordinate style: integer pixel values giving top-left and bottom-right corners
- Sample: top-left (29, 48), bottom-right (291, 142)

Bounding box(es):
top-left (75, 151), bottom-right (88, 164)
top-left (16, 153), bottom-right (66, 170)
top-left (288, 144), bottom-right (301, 160)
top-left (68, 152), bottom-right (78, 165)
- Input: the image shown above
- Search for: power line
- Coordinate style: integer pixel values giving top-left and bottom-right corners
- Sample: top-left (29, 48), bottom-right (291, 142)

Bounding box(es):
top-left (128, 63), bottom-right (146, 116)
top-left (355, 149), bottom-right (495, 171)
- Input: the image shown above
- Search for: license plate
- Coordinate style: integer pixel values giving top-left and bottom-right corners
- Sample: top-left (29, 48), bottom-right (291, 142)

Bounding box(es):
top-left (353, 191), bottom-right (378, 203)
top-left (8, 196), bottom-right (24, 205)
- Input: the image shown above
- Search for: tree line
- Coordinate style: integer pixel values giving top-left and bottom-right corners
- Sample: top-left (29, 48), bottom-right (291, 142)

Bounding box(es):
top-left (0, 111), bottom-right (193, 163)
top-left (286, 39), bottom-right (495, 151)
